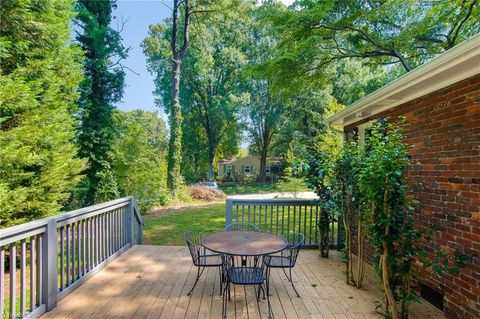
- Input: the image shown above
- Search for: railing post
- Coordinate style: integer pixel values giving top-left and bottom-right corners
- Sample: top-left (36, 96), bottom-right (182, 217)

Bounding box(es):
top-left (225, 198), bottom-right (233, 229)
top-left (42, 219), bottom-right (58, 311)
top-left (128, 198), bottom-right (134, 245)
top-left (135, 203), bottom-right (143, 245)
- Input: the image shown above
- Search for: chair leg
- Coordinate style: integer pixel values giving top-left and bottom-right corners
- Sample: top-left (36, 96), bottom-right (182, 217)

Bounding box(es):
top-left (222, 280), bottom-right (229, 319)
top-left (218, 266), bottom-right (223, 296)
top-left (266, 267), bottom-right (271, 297)
top-left (265, 282), bottom-right (273, 319)
top-left (288, 268), bottom-right (300, 298)
top-left (187, 266), bottom-right (204, 296)
top-left (282, 267), bottom-right (290, 282)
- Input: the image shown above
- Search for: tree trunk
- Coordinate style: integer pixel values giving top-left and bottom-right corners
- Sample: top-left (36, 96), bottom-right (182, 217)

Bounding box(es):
top-left (206, 136), bottom-right (215, 181)
top-left (167, 56), bottom-right (183, 196)
top-left (318, 208), bottom-right (330, 258)
top-left (257, 149), bottom-right (267, 182)
top-left (167, 0), bottom-right (191, 197)
top-left (356, 219), bottom-right (365, 288)
top-left (343, 206), bottom-right (351, 285)
top-left (382, 235), bottom-right (398, 319)
top-left (207, 155), bottom-right (215, 181)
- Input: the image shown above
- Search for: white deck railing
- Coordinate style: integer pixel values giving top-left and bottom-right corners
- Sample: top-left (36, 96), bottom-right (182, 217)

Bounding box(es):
top-left (225, 197), bottom-right (341, 248)
top-left (0, 197), bottom-right (143, 319)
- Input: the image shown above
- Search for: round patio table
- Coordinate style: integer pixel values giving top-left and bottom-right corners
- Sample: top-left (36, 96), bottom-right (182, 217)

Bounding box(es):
top-left (202, 231), bottom-right (288, 256)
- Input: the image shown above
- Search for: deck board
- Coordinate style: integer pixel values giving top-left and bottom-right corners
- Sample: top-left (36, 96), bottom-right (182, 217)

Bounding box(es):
top-left (41, 245), bottom-right (391, 319)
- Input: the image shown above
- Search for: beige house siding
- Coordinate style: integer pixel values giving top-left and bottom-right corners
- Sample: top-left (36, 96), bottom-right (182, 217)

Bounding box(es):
top-left (218, 156), bottom-right (279, 180)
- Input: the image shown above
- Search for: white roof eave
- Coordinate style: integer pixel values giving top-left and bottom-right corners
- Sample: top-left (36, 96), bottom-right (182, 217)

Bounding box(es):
top-left (325, 33), bottom-right (480, 128)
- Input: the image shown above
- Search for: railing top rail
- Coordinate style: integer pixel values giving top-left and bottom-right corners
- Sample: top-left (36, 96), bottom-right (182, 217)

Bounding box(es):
top-left (226, 198), bottom-right (319, 204)
top-left (132, 201), bottom-right (143, 225)
top-left (0, 197), bottom-right (133, 243)
top-left (54, 197), bottom-right (132, 223)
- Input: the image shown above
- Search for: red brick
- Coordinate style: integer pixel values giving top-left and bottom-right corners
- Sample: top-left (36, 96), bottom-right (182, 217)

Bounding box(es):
top-left (344, 73), bottom-right (480, 319)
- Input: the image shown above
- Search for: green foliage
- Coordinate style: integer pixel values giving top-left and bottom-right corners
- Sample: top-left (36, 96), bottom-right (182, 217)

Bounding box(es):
top-left (0, 0), bottom-right (85, 226)
top-left (238, 16), bottom-right (288, 182)
top-left (112, 110), bottom-right (170, 212)
top-left (357, 120), bottom-right (416, 318)
top-left (262, 0), bottom-right (479, 97)
top-left (356, 119), bottom-right (468, 318)
top-left (331, 140), bottom-right (366, 286)
top-left (144, 0), bottom-right (247, 182)
top-left (75, 0), bottom-right (127, 204)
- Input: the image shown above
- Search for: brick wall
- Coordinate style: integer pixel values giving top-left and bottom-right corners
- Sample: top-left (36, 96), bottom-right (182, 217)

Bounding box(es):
top-left (345, 73), bottom-right (480, 319)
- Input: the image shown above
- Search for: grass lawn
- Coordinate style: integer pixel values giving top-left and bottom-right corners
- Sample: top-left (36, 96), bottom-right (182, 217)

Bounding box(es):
top-left (143, 203), bottom-right (226, 245)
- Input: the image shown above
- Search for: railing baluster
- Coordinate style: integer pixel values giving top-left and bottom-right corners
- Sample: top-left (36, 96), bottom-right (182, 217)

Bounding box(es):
top-left (104, 212), bottom-right (107, 258)
top-left (107, 211), bottom-right (110, 255)
top-left (275, 206), bottom-right (279, 235)
top-left (99, 215), bottom-right (103, 264)
top-left (37, 236), bottom-right (42, 306)
top-left (118, 208), bottom-right (121, 249)
top-left (0, 246), bottom-right (5, 317)
top-left (88, 218), bottom-right (92, 270)
top-left (72, 223), bottom-right (76, 282)
top-left (20, 239), bottom-right (27, 316)
top-left (82, 220), bottom-right (86, 275)
top-left (122, 207), bottom-right (125, 247)
top-left (96, 215), bottom-right (100, 264)
top-left (10, 244), bottom-right (17, 319)
top-left (304, 205), bottom-right (307, 240)
top-left (77, 221), bottom-right (80, 278)
top-left (66, 224), bottom-right (70, 286)
top-left (118, 208), bottom-right (122, 249)
top-left (287, 205), bottom-right (291, 235)
top-left (60, 227), bottom-right (65, 290)
top-left (30, 238), bottom-right (36, 311)
top-left (114, 209), bottom-right (117, 251)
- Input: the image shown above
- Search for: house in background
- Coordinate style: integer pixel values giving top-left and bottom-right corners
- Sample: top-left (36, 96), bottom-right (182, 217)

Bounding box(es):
top-left (325, 34), bottom-right (480, 318)
top-left (218, 156), bottom-right (283, 182)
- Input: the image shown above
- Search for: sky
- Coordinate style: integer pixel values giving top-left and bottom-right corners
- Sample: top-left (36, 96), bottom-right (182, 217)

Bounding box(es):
top-left (113, 0), bottom-right (294, 114)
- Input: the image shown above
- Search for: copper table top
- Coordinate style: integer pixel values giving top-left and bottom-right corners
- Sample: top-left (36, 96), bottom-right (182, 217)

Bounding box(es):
top-left (202, 231), bottom-right (288, 256)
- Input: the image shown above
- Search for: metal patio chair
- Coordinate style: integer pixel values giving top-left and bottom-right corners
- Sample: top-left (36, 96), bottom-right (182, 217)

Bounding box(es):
top-left (184, 231), bottom-right (224, 296)
top-left (264, 232), bottom-right (304, 297)
top-left (222, 254), bottom-right (271, 318)
top-left (225, 222), bottom-right (260, 232)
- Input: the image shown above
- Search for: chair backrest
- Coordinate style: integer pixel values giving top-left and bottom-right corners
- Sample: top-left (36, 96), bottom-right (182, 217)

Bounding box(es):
top-left (283, 233), bottom-right (305, 265)
top-left (225, 222), bottom-right (260, 232)
top-left (184, 231), bottom-right (204, 266)
top-left (224, 254), bottom-right (267, 283)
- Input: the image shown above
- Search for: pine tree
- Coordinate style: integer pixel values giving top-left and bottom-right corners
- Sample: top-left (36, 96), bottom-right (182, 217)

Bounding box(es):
top-left (75, 0), bottom-right (127, 204)
top-left (0, 0), bottom-right (85, 226)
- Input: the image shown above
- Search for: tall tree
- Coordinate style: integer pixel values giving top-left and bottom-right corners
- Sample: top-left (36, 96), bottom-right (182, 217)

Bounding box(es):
top-left (167, 0), bottom-right (192, 195)
top-left (144, 0), bottom-right (246, 182)
top-left (75, 0), bottom-right (127, 204)
top-left (0, 0), bottom-right (85, 226)
top-left (241, 80), bottom-right (286, 182)
top-left (239, 12), bottom-right (288, 182)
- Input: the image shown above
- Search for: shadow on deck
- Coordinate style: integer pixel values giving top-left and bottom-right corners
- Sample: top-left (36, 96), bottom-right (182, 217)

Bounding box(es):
top-left (41, 245), bottom-right (443, 319)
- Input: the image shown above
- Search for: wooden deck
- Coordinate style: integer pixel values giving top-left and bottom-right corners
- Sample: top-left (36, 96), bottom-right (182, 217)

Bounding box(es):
top-left (41, 245), bottom-right (383, 319)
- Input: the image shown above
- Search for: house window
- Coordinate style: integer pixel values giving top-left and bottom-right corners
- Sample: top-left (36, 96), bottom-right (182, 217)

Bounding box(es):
top-left (265, 166), bottom-right (271, 174)
top-left (225, 165), bottom-right (232, 174)
top-left (244, 165), bottom-right (251, 173)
